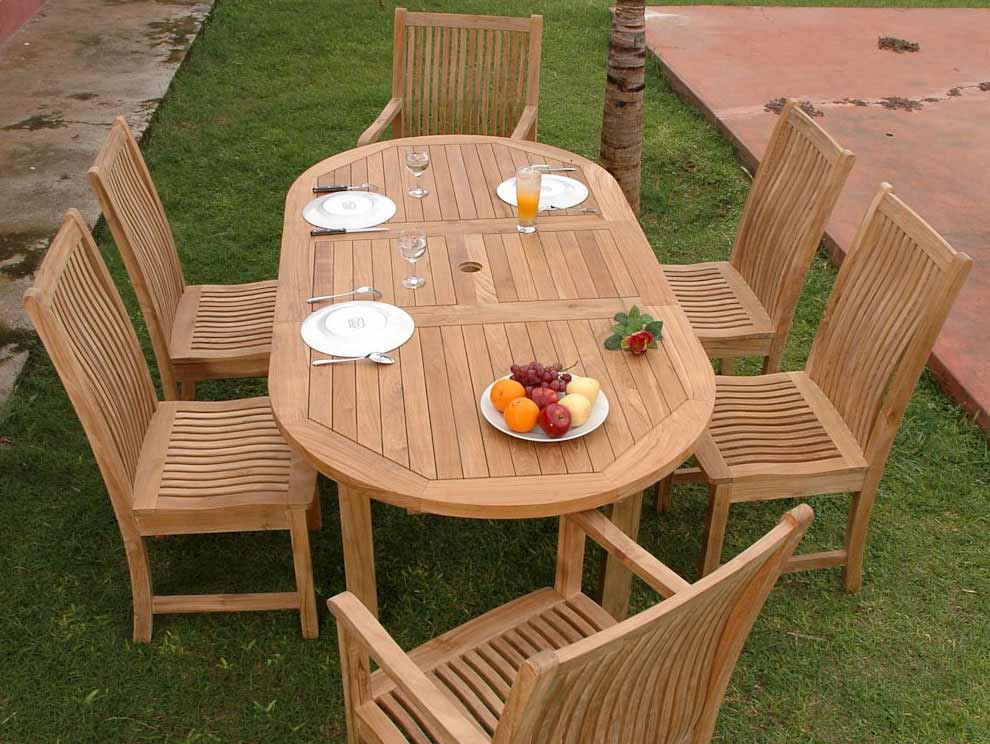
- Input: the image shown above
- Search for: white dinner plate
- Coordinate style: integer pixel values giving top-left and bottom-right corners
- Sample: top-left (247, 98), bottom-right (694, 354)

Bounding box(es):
top-left (495, 175), bottom-right (589, 211)
top-left (479, 376), bottom-right (609, 443)
top-left (302, 191), bottom-right (397, 230)
top-left (301, 301), bottom-right (414, 357)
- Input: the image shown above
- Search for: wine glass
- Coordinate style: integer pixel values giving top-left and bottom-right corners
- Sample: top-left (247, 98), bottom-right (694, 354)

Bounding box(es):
top-left (405, 149), bottom-right (430, 198)
top-left (398, 229), bottom-right (428, 289)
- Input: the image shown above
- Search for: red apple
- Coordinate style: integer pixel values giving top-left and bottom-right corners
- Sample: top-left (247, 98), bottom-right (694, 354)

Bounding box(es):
top-left (530, 387), bottom-right (559, 409)
top-left (538, 403), bottom-right (571, 438)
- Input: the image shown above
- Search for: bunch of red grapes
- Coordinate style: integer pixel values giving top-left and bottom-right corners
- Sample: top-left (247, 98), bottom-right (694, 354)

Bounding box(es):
top-left (509, 361), bottom-right (573, 399)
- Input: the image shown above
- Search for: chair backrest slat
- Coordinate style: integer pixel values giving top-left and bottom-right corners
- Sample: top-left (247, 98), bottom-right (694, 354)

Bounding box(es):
top-left (89, 116), bottom-right (185, 399)
top-left (24, 211), bottom-right (157, 512)
top-left (731, 102), bottom-right (855, 340)
top-left (806, 185), bottom-right (972, 461)
top-left (394, 8), bottom-right (541, 138)
top-left (493, 506), bottom-right (813, 744)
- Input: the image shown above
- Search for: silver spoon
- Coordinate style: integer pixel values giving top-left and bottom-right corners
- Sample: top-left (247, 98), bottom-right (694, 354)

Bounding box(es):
top-left (306, 286), bottom-right (381, 304)
top-left (312, 351), bottom-right (395, 366)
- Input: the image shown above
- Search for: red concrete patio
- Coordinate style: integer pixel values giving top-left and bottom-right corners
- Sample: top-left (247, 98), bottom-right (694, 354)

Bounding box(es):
top-left (0, 0), bottom-right (45, 43)
top-left (646, 6), bottom-right (990, 433)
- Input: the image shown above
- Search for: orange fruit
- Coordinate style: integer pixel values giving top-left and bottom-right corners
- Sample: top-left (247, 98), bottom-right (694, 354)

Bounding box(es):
top-left (504, 397), bottom-right (539, 433)
top-left (490, 378), bottom-right (526, 412)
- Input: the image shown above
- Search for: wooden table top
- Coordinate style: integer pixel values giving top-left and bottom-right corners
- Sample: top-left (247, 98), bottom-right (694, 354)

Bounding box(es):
top-left (270, 135), bottom-right (714, 518)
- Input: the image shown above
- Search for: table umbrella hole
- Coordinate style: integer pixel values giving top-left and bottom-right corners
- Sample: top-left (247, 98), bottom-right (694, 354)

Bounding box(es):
top-left (459, 261), bottom-right (483, 273)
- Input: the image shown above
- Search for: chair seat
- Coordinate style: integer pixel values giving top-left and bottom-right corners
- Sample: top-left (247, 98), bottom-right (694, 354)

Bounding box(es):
top-left (695, 372), bottom-right (868, 500)
top-left (132, 396), bottom-right (315, 533)
top-left (170, 280), bottom-right (278, 379)
top-left (365, 588), bottom-right (615, 742)
top-left (662, 261), bottom-right (774, 355)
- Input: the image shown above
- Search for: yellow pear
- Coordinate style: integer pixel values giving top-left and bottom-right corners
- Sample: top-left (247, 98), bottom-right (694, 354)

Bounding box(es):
top-left (566, 375), bottom-right (600, 405)
top-left (558, 394), bottom-right (592, 427)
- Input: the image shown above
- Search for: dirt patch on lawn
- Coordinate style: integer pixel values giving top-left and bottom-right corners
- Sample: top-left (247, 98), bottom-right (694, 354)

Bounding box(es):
top-left (146, 15), bottom-right (201, 64)
top-left (765, 98), bottom-right (824, 118)
top-left (878, 36), bottom-right (920, 53)
top-left (3, 113), bottom-right (66, 131)
top-left (0, 232), bottom-right (50, 279)
top-left (880, 96), bottom-right (924, 112)
top-left (0, 327), bottom-right (35, 355)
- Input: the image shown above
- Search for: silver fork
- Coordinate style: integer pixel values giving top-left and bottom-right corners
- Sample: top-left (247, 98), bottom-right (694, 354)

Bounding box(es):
top-left (306, 286), bottom-right (382, 304)
top-left (540, 205), bottom-right (600, 214)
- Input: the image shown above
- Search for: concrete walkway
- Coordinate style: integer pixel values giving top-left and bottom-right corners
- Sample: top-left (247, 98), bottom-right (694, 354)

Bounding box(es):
top-left (646, 6), bottom-right (990, 434)
top-left (0, 0), bottom-right (212, 403)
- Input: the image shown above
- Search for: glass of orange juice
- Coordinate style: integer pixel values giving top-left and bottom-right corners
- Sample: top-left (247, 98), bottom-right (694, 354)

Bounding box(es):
top-left (515, 166), bottom-right (542, 234)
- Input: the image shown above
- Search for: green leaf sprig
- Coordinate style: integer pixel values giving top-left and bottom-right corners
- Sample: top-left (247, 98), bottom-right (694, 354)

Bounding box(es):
top-left (603, 305), bottom-right (663, 351)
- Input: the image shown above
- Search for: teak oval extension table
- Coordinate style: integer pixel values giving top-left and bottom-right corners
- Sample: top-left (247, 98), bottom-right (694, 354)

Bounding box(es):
top-left (270, 135), bottom-right (715, 621)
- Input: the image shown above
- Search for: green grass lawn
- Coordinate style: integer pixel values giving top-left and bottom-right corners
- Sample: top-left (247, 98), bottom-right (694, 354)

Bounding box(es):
top-left (2, 1), bottom-right (990, 742)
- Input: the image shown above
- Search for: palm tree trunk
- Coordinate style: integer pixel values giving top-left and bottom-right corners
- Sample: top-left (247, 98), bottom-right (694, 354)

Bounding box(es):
top-left (600, 0), bottom-right (646, 214)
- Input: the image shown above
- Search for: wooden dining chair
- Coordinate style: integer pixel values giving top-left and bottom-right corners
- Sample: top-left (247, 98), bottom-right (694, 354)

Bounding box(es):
top-left (662, 184), bottom-right (972, 591)
top-left (89, 116), bottom-right (278, 401)
top-left (23, 210), bottom-right (320, 643)
top-left (357, 8), bottom-right (543, 146)
top-left (662, 100), bottom-right (855, 375)
top-left (329, 504), bottom-right (812, 744)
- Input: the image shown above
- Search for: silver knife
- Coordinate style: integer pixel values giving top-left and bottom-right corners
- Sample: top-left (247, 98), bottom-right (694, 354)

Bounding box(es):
top-left (313, 183), bottom-right (376, 193)
top-left (310, 227), bottom-right (389, 236)
top-left (533, 165), bottom-right (577, 172)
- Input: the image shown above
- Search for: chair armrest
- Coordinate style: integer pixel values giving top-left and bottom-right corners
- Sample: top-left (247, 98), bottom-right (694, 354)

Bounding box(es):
top-left (510, 104), bottom-right (539, 140)
top-left (569, 509), bottom-right (691, 598)
top-left (328, 592), bottom-right (489, 744)
top-left (358, 98), bottom-right (403, 147)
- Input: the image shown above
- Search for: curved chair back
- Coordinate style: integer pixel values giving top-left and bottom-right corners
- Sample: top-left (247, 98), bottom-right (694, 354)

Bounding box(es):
top-left (494, 505), bottom-right (813, 744)
top-left (391, 8), bottom-right (542, 137)
top-left (731, 101), bottom-right (855, 351)
top-left (89, 116), bottom-right (186, 399)
top-left (23, 210), bottom-right (157, 521)
top-left (806, 184), bottom-right (972, 464)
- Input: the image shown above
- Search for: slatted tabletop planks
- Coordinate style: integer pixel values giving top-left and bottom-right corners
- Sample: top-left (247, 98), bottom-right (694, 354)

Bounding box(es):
top-left (271, 136), bottom-right (715, 519)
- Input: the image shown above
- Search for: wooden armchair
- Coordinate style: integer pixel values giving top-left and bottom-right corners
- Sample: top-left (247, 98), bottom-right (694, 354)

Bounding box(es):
top-left (662, 100), bottom-right (855, 374)
top-left (358, 8), bottom-right (543, 146)
top-left (329, 504), bottom-right (813, 743)
top-left (662, 184), bottom-right (972, 591)
top-left (89, 117), bottom-right (279, 401)
top-left (24, 211), bottom-right (320, 642)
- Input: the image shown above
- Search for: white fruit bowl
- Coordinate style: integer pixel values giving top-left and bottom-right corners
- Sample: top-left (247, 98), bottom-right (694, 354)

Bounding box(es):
top-left (479, 376), bottom-right (610, 443)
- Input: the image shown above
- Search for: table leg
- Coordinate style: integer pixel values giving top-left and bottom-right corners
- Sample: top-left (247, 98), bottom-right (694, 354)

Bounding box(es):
top-left (337, 484), bottom-right (378, 618)
top-left (599, 491), bottom-right (644, 621)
